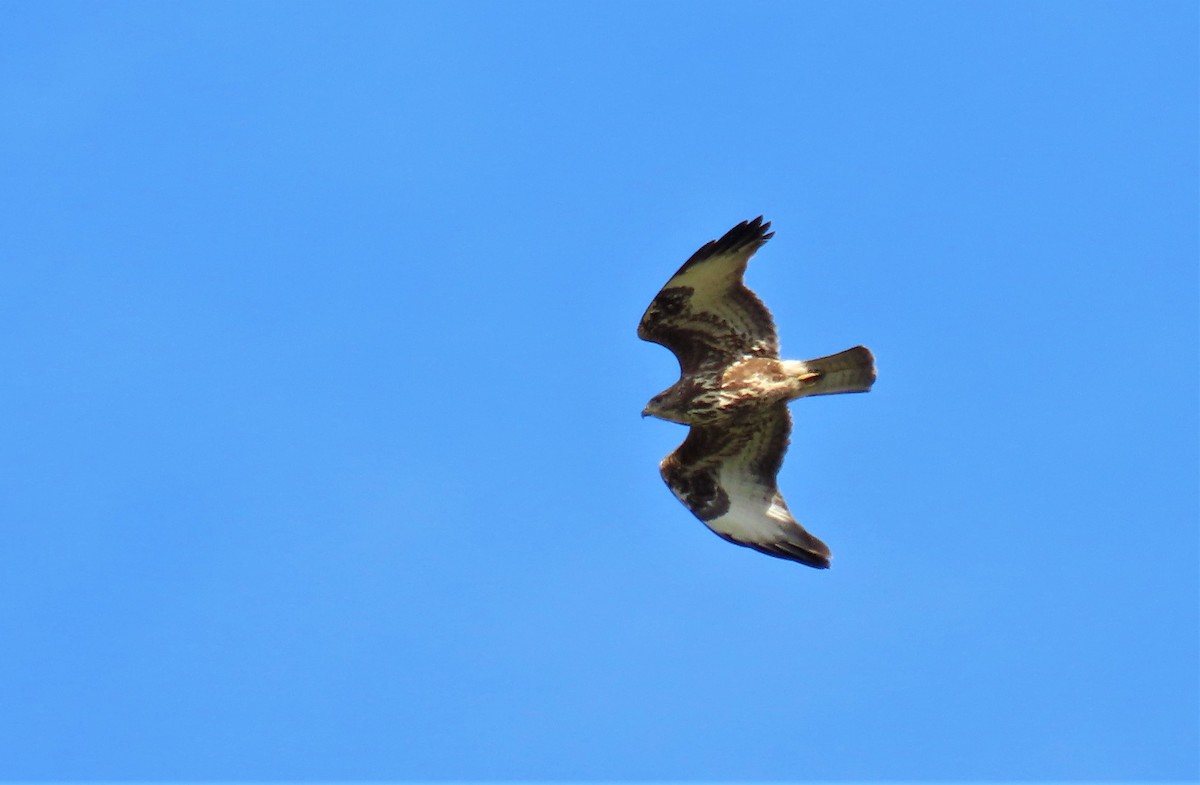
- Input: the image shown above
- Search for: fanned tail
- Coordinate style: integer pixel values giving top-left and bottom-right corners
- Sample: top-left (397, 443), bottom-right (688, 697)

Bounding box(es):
top-left (787, 346), bottom-right (876, 397)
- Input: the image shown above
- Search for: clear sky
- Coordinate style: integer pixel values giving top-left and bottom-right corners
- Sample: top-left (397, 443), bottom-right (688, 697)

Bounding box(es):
top-left (1, 1), bottom-right (1196, 780)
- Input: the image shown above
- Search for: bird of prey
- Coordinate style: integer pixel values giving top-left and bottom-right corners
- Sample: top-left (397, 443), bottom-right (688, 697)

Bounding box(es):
top-left (638, 217), bottom-right (875, 568)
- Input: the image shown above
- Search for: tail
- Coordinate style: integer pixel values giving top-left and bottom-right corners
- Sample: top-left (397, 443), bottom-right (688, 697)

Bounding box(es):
top-left (787, 346), bottom-right (876, 397)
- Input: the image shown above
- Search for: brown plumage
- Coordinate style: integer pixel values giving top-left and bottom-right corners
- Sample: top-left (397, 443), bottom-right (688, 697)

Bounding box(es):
top-left (639, 217), bottom-right (875, 568)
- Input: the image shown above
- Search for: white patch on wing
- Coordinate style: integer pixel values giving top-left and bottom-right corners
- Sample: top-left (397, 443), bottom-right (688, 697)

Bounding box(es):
top-left (766, 495), bottom-right (792, 524)
top-left (705, 462), bottom-right (787, 546)
top-left (665, 252), bottom-right (741, 308)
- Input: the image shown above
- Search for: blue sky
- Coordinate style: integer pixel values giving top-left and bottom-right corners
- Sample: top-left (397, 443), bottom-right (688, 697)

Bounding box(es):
top-left (1, 1), bottom-right (1196, 780)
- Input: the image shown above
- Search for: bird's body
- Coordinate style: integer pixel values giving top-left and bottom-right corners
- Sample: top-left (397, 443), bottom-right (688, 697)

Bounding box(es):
top-left (638, 217), bottom-right (875, 568)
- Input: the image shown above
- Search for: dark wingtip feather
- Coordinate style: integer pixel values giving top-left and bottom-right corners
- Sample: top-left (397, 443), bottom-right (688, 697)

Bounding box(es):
top-left (723, 532), bottom-right (833, 569)
top-left (773, 538), bottom-right (832, 569)
top-left (808, 552), bottom-right (832, 569)
top-left (711, 215), bottom-right (774, 254)
top-left (678, 216), bottom-right (775, 272)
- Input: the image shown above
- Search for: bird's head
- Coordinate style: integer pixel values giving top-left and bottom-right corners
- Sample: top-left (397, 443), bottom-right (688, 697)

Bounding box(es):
top-left (642, 387), bottom-right (691, 424)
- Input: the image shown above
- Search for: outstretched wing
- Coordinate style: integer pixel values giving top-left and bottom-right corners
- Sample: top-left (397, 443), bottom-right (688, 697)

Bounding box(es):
top-left (638, 217), bottom-right (780, 374)
top-left (658, 403), bottom-right (831, 568)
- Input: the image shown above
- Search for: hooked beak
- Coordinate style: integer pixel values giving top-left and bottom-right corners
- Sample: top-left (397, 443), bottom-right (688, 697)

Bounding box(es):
top-left (641, 406), bottom-right (652, 418)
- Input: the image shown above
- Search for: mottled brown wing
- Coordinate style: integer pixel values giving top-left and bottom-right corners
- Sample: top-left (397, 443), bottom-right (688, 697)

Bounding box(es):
top-left (638, 217), bottom-right (780, 374)
top-left (658, 403), bottom-right (831, 568)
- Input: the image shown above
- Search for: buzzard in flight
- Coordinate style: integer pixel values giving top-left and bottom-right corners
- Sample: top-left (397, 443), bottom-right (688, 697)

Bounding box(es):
top-left (638, 217), bottom-right (875, 568)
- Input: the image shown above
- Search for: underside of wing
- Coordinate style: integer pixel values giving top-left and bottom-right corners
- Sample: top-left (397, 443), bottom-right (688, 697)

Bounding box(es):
top-left (638, 217), bottom-right (780, 374)
top-left (658, 403), bottom-right (831, 568)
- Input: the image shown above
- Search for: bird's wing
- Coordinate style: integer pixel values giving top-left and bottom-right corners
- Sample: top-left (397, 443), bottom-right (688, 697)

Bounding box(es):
top-left (659, 403), bottom-right (831, 568)
top-left (638, 217), bottom-right (780, 374)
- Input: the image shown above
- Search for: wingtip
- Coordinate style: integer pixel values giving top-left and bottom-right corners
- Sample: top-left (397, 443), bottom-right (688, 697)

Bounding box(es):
top-left (757, 542), bottom-right (831, 569)
top-left (728, 534), bottom-right (832, 569)
top-left (788, 546), bottom-right (832, 570)
top-left (771, 529), bottom-right (832, 569)
top-left (744, 215), bottom-right (774, 243)
top-left (699, 216), bottom-right (773, 261)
